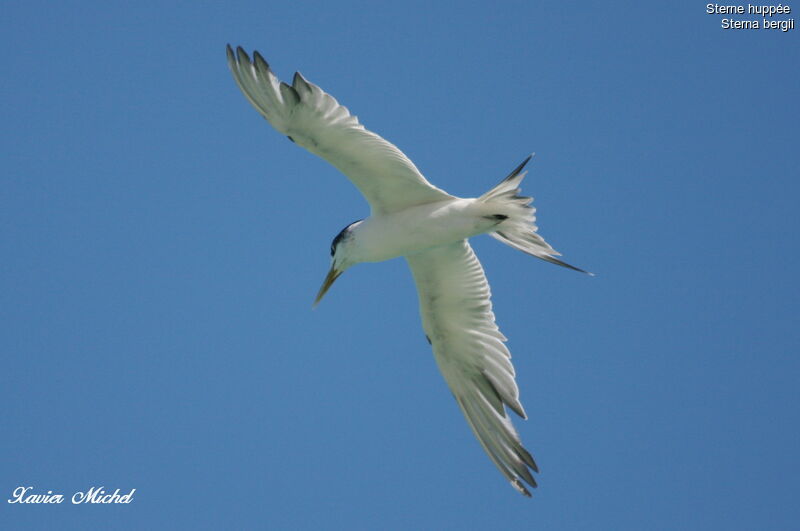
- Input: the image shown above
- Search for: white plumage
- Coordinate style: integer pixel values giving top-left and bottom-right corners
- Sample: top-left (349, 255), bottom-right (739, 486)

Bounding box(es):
top-left (227, 45), bottom-right (588, 496)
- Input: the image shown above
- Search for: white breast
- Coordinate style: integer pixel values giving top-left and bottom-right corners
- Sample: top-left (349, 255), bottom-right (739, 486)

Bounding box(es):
top-left (350, 198), bottom-right (501, 263)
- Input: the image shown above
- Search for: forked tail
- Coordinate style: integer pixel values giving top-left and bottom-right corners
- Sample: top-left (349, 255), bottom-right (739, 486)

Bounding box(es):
top-left (479, 154), bottom-right (592, 275)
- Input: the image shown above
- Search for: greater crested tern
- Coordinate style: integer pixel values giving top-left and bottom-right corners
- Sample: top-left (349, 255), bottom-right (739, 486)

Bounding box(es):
top-left (226, 45), bottom-right (590, 497)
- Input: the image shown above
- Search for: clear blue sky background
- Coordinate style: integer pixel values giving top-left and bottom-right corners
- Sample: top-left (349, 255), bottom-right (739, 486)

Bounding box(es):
top-left (2, 2), bottom-right (798, 529)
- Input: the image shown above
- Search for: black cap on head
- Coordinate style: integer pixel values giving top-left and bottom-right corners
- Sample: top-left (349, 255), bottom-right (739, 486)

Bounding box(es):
top-left (330, 219), bottom-right (362, 256)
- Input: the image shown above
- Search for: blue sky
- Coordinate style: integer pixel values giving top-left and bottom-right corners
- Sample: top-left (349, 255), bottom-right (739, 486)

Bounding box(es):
top-left (2, 2), bottom-right (798, 529)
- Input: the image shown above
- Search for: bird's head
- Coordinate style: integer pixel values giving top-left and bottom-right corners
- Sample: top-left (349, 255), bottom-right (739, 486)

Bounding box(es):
top-left (313, 219), bottom-right (363, 308)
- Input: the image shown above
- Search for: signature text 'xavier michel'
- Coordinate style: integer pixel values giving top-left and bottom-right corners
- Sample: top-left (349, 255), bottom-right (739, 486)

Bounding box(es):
top-left (7, 486), bottom-right (135, 504)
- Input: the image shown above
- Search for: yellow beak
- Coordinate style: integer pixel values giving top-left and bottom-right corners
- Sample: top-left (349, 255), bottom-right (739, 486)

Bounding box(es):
top-left (313, 264), bottom-right (343, 308)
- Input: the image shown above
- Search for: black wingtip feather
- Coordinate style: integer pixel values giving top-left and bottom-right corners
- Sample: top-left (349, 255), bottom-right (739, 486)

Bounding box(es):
top-left (236, 46), bottom-right (251, 65)
top-left (292, 71), bottom-right (314, 95)
top-left (513, 479), bottom-right (533, 497)
top-left (279, 82), bottom-right (300, 105)
top-left (519, 446), bottom-right (539, 472)
top-left (253, 50), bottom-right (269, 70)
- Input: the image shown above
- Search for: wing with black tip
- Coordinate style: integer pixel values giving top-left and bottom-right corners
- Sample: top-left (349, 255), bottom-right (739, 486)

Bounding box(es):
top-left (226, 45), bottom-right (453, 214)
top-left (406, 240), bottom-right (539, 496)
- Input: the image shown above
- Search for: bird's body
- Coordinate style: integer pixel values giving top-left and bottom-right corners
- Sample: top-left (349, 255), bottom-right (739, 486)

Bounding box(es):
top-left (341, 198), bottom-right (505, 264)
top-left (226, 45), bottom-right (589, 497)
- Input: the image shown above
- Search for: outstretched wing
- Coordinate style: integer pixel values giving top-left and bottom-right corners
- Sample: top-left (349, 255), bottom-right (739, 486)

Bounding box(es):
top-left (406, 240), bottom-right (538, 496)
top-left (226, 45), bottom-right (453, 214)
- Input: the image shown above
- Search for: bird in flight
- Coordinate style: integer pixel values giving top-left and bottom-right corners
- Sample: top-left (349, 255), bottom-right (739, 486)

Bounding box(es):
top-left (226, 45), bottom-right (589, 497)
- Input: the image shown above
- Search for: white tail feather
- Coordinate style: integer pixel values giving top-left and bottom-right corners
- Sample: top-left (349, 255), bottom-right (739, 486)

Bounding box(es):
top-left (480, 155), bottom-right (591, 275)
